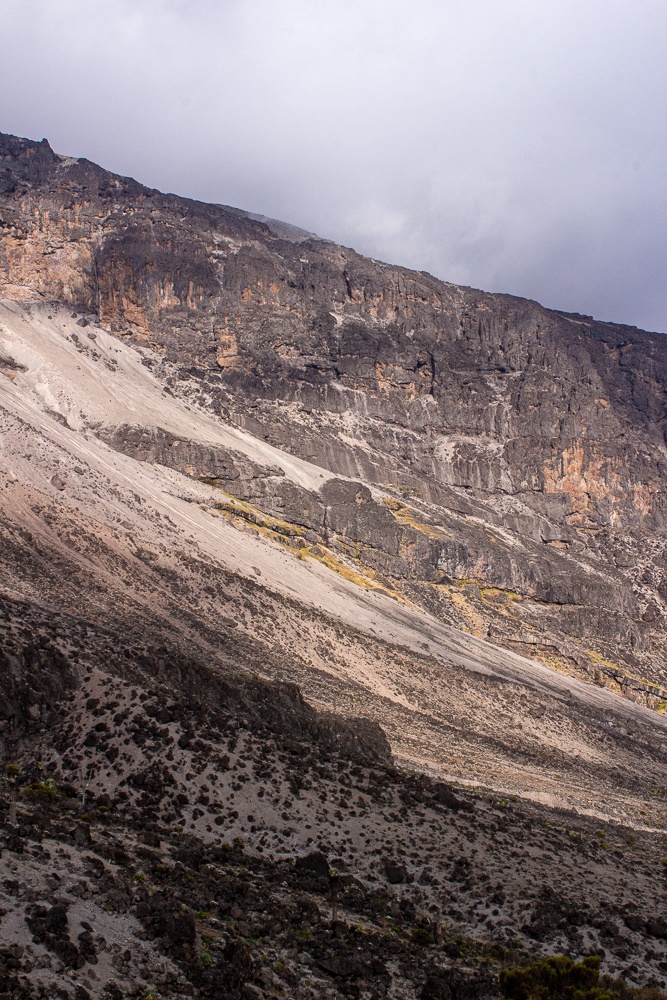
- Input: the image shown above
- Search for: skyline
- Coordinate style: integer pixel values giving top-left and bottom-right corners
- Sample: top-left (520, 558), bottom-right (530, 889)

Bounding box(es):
top-left (1, 0), bottom-right (666, 331)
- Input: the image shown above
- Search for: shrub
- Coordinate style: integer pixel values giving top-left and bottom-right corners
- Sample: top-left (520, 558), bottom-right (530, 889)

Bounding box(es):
top-left (411, 927), bottom-right (432, 946)
top-left (500, 955), bottom-right (667, 1000)
top-left (501, 956), bottom-right (602, 1000)
top-left (24, 778), bottom-right (59, 804)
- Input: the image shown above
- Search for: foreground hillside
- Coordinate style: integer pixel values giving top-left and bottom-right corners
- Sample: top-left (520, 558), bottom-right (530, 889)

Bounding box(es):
top-left (2, 595), bottom-right (667, 998)
top-left (1, 133), bottom-right (667, 997)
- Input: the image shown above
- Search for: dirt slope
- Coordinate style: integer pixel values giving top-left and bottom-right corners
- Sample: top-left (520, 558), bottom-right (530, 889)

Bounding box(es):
top-left (1, 301), bottom-right (666, 829)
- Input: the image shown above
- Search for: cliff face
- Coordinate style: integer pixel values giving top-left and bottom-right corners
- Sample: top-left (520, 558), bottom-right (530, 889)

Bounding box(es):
top-left (2, 131), bottom-right (667, 700)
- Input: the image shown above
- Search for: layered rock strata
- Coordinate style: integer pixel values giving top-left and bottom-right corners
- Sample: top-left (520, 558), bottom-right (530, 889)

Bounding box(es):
top-left (2, 131), bottom-right (665, 698)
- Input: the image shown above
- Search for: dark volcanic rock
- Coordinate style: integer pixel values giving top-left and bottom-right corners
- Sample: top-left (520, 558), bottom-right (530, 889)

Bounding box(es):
top-left (0, 637), bottom-right (75, 733)
top-left (136, 891), bottom-right (197, 960)
top-left (26, 900), bottom-right (80, 968)
top-left (421, 967), bottom-right (496, 1000)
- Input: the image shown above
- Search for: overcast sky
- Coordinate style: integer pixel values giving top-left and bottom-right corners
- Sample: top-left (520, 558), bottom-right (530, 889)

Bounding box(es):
top-left (1, 0), bottom-right (666, 331)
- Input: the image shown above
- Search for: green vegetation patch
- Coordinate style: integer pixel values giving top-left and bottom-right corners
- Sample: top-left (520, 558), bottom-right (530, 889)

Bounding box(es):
top-left (500, 955), bottom-right (665, 1000)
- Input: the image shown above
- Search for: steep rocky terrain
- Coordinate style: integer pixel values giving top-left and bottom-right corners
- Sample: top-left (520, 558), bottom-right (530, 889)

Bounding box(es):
top-left (3, 132), bottom-right (667, 701)
top-left (1, 132), bottom-right (667, 998)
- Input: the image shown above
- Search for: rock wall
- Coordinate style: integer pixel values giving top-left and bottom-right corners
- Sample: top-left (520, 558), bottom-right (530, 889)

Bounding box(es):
top-left (3, 131), bottom-right (667, 698)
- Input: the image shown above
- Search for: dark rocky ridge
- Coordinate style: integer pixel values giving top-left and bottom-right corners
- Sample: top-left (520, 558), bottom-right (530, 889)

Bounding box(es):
top-left (2, 131), bottom-right (667, 698)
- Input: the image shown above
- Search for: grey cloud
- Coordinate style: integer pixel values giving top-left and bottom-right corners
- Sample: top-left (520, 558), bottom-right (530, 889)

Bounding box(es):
top-left (1, 0), bottom-right (666, 330)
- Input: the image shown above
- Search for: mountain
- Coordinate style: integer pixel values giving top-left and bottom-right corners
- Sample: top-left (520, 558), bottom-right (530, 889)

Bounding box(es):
top-left (1, 132), bottom-right (667, 999)
top-left (4, 132), bottom-right (667, 703)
